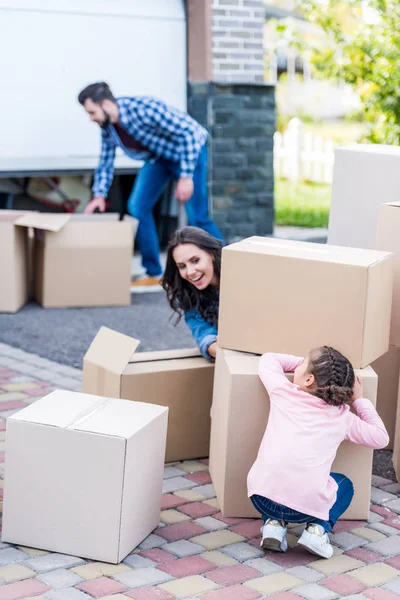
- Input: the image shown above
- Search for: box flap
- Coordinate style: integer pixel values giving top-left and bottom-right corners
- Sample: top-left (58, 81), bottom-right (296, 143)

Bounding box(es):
top-left (129, 347), bottom-right (201, 364)
top-left (382, 202), bottom-right (400, 209)
top-left (70, 213), bottom-right (120, 222)
top-left (14, 213), bottom-right (71, 232)
top-left (225, 236), bottom-right (392, 267)
top-left (84, 327), bottom-right (140, 374)
top-left (10, 389), bottom-right (168, 439)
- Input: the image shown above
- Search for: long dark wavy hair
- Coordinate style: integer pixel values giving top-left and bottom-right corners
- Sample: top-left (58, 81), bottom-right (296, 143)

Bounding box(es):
top-left (161, 227), bottom-right (222, 325)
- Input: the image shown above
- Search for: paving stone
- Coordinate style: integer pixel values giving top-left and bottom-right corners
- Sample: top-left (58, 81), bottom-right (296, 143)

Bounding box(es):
top-left (178, 502), bottom-right (219, 519)
top-left (0, 547), bottom-right (28, 566)
top-left (368, 522), bottom-right (400, 536)
top-left (384, 498), bottom-right (400, 514)
top-left (383, 577), bottom-right (400, 594)
top-left (112, 567), bottom-right (173, 588)
top-left (267, 547), bottom-right (316, 569)
top-left (201, 584), bottom-right (262, 600)
top-left (286, 566), bottom-right (324, 582)
top-left (123, 554), bottom-right (156, 568)
top-left (321, 574), bottom-right (366, 595)
top-left (372, 476), bottom-right (394, 488)
top-left (350, 528), bottom-right (386, 542)
top-left (206, 563), bottom-right (262, 586)
top-left (381, 483), bottom-right (400, 494)
top-left (370, 488), bottom-right (398, 506)
top-left (294, 583), bottom-right (339, 599)
top-left (0, 578), bottom-right (51, 599)
top-left (71, 561), bottom-right (131, 580)
top-left (348, 562), bottom-right (399, 586)
top-left (16, 546), bottom-right (47, 557)
top-left (157, 521), bottom-right (207, 542)
top-left (0, 563), bottom-right (36, 583)
top-left (0, 357), bottom-right (23, 369)
top-left (139, 549), bottom-right (178, 565)
top-left (220, 542), bottom-right (264, 561)
top-left (49, 376), bottom-right (81, 389)
top-left (191, 530), bottom-right (245, 551)
top-left (193, 484), bottom-right (216, 499)
top-left (194, 517), bottom-right (228, 531)
top-left (46, 587), bottom-right (93, 599)
top-left (179, 461), bottom-right (209, 473)
top-left (364, 589), bottom-right (400, 600)
top-left (159, 555), bottom-right (215, 577)
top-left (0, 392), bottom-right (27, 402)
top-left (340, 595), bottom-right (369, 600)
top-left (125, 588), bottom-right (176, 600)
top-left (384, 553), bottom-right (400, 569)
top-left (162, 477), bottom-right (197, 494)
top-left (163, 466), bottom-right (188, 479)
top-left (185, 471), bottom-right (212, 485)
top-left (160, 494), bottom-right (187, 510)
top-left (346, 548), bottom-right (382, 564)
top-left (368, 512), bottom-right (385, 524)
top-left (159, 574), bottom-right (219, 597)
top-left (204, 498), bottom-right (221, 510)
top-left (160, 509), bottom-right (191, 525)
top-left (1, 382), bottom-right (41, 392)
top-left (330, 532), bottom-right (367, 550)
top-left (36, 567), bottom-right (84, 588)
top-left (174, 489), bottom-right (208, 502)
top-left (24, 552), bottom-right (85, 573)
top-left (138, 535), bottom-right (167, 550)
top-left (308, 555), bottom-right (365, 575)
top-left (231, 520), bottom-right (263, 539)
top-left (162, 540), bottom-right (206, 558)
top-left (200, 551), bottom-right (238, 567)
top-left (366, 535), bottom-right (400, 557)
top-left (242, 558), bottom-right (283, 576)
top-left (76, 575), bottom-right (128, 597)
top-left (244, 572), bottom-right (303, 595)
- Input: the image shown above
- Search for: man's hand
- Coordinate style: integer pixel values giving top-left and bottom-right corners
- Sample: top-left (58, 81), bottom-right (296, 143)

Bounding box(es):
top-left (175, 177), bottom-right (194, 203)
top-left (351, 375), bottom-right (364, 403)
top-left (84, 196), bottom-right (106, 214)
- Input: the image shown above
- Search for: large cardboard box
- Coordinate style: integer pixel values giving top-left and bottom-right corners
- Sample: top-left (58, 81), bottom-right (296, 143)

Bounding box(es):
top-left (328, 144), bottom-right (400, 249)
top-left (83, 327), bottom-right (214, 462)
top-left (209, 349), bottom-right (379, 520)
top-left (15, 213), bottom-right (137, 308)
top-left (0, 211), bottom-right (30, 313)
top-left (218, 236), bottom-right (393, 369)
top-left (376, 203), bottom-right (400, 347)
top-left (371, 346), bottom-right (400, 450)
top-left (2, 390), bottom-right (168, 563)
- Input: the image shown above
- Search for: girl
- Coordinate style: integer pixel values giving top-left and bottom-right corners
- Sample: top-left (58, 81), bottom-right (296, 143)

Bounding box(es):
top-left (248, 346), bottom-right (389, 559)
top-left (162, 227), bottom-right (222, 361)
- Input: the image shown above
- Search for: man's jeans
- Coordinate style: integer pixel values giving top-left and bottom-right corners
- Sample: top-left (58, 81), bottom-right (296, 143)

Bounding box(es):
top-left (127, 145), bottom-right (224, 277)
top-left (250, 473), bottom-right (354, 533)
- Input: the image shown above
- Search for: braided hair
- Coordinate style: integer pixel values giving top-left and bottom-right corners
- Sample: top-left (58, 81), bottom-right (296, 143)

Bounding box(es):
top-left (161, 227), bottom-right (222, 326)
top-left (307, 346), bottom-right (355, 407)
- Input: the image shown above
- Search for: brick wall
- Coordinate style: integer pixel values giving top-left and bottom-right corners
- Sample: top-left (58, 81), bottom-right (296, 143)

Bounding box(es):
top-left (212, 0), bottom-right (265, 83)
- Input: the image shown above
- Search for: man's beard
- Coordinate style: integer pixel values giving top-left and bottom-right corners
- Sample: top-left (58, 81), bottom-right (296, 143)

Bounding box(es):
top-left (100, 108), bottom-right (111, 129)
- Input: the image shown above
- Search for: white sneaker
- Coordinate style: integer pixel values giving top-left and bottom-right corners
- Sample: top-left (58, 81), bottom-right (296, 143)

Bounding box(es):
top-left (260, 519), bottom-right (288, 552)
top-left (298, 524), bottom-right (333, 559)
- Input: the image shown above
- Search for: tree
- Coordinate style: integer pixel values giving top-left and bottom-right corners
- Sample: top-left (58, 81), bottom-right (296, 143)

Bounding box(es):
top-left (298, 0), bottom-right (400, 144)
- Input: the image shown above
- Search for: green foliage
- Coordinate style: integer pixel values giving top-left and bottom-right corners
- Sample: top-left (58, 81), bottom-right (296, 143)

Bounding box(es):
top-left (297, 0), bottom-right (400, 144)
top-left (275, 179), bottom-right (331, 228)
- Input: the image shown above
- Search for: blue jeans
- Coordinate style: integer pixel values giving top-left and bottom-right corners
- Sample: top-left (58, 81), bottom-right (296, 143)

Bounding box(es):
top-left (127, 145), bottom-right (224, 276)
top-left (251, 473), bottom-right (354, 533)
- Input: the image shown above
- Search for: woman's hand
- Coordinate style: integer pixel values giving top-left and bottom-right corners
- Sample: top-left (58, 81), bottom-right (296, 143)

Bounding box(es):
top-left (351, 375), bottom-right (364, 403)
top-left (208, 341), bottom-right (218, 359)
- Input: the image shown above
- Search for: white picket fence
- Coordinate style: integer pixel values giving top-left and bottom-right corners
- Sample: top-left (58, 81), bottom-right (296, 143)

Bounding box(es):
top-left (274, 118), bottom-right (335, 184)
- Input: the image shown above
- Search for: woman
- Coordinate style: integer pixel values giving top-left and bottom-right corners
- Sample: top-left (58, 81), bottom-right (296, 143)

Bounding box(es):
top-left (162, 227), bottom-right (222, 361)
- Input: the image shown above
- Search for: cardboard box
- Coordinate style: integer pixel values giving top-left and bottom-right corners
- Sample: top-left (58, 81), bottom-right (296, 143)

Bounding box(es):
top-left (328, 144), bottom-right (400, 249)
top-left (218, 236), bottom-right (393, 369)
top-left (0, 211), bottom-right (30, 313)
top-left (376, 203), bottom-right (400, 347)
top-left (2, 390), bottom-right (168, 563)
top-left (83, 327), bottom-right (214, 462)
top-left (15, 213), bottom-right (137, 308)
top-left (371, 346), bottom-right (400, 450)
top-left (209, 348), bottom-right (378, 520)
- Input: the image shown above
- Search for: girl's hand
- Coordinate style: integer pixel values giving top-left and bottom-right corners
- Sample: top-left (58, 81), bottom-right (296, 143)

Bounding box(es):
top-left (351, 375), bottom-right (364, 402)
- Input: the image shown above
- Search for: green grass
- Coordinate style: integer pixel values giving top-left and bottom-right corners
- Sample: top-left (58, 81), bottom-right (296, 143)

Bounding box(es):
top-left (275, 178), bottom-right (331, 228)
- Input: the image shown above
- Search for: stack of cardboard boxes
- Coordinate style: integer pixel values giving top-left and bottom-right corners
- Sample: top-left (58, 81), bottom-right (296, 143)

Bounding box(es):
top-left (209, 236), bottom-right (394, 520)
top-left (327, 145), bottom-right (400, 462)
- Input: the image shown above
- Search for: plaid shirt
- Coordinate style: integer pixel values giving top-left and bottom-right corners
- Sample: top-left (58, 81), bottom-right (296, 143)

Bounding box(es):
top-left (92, 96), bottom-right (208, 198)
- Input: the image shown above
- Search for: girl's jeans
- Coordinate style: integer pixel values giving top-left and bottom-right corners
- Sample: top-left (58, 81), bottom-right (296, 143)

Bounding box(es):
top-left (250, 473), bottom-right (354, 533)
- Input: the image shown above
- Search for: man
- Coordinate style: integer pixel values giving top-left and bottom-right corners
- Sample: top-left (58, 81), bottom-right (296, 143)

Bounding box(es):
top-left (78, 82), bottom-right (224, 286)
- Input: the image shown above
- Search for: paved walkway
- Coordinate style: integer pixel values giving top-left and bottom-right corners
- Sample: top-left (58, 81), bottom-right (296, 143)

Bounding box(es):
top-left (0, 344), bottom-right (400, 599)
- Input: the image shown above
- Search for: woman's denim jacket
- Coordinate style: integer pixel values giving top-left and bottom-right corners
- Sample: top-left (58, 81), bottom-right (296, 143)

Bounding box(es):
top-left (184, 309), bottom-right (217, 361)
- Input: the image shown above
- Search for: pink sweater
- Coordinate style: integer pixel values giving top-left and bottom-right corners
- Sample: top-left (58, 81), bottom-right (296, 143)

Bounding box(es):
top-left (247, 353), bottom-right (389, 520)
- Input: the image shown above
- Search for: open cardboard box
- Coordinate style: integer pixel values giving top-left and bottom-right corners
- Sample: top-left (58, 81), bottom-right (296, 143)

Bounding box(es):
top-left (0, 210), bottom-right (31, 313)
top-left (209, 348), bottom-right (379, 521)
top-left (83, 327), bottom-right (214, 462)
top-left (15, 212), bottom-right (137, 308)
